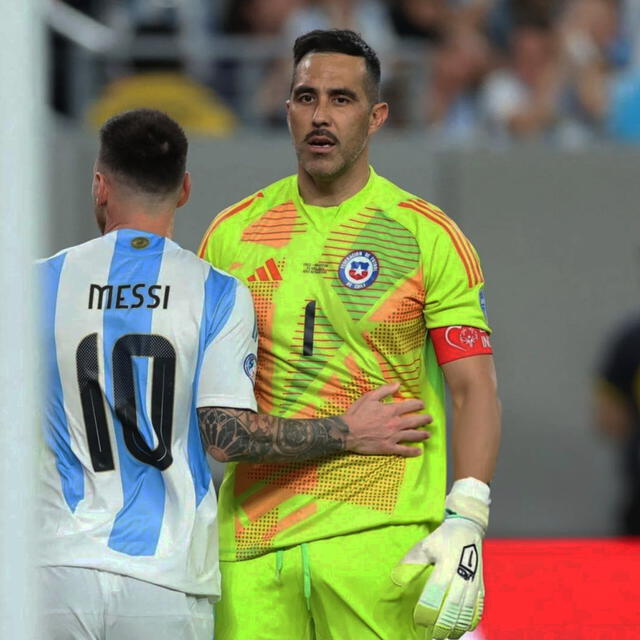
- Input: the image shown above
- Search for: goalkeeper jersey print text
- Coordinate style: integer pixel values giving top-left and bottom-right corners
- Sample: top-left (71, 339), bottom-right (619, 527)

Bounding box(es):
top-left (39, 229), bottom-right (257, 596)
top-left (199, 169), bottom-right (491, 560)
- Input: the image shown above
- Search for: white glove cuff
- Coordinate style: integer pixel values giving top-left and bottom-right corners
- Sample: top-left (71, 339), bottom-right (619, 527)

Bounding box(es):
top-left (450, 477), bottom-right (491, 504)
top-left (445, 478), bottom-right (491, 533)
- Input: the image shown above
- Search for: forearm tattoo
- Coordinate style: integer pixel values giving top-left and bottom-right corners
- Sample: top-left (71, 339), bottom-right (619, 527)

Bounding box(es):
top-left (197, 407), bottom-right (349, 463)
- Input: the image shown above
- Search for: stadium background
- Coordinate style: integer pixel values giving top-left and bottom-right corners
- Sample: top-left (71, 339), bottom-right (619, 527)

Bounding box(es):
top-left (34, 0), bottom-right (640, 637)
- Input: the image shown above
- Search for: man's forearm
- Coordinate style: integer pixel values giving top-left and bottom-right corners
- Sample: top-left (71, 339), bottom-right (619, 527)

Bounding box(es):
top-left (451, 380), bottom-right (501, 484)
top-left (443, 355), bottom-right (501, 484)
top-left (197, 407), bottom-right (348, 463)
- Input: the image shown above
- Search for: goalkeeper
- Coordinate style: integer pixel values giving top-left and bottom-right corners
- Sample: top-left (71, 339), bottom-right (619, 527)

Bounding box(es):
top-left (199, 28), bottom-right (501, 640)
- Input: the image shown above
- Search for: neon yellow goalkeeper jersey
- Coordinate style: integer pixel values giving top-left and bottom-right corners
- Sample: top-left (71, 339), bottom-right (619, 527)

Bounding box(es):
top-left (199, 168), bottom-right (490, 561)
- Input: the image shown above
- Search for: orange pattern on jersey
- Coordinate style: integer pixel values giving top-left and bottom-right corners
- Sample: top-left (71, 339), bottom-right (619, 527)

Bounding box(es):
top-left (319, 374), bottom-right (346, 400)
top-left (234, 465), bottom-right (320, 555)
top-left (364, 331), bottom-right (423, 398)
top-left (242, 486), bottom-right (299, 522)
top-left (235, 511), bottom-right (278, 559)
top-left (398, 199), bottom-right (483, 288)
top-left (197, 193), bottom-right (263, 257)
top-left (315, 454), bottom-right (405, 512)
top-left (369, 271), bottom-right (424, 324)
top-left (234, 455), bottom-right (404, 554)
top-left (288, 375), bottom-right (349, 419)
top-left (287, 403), bottom-right (320, 419)
top-left (235, 516), bottom-right (244, 537)
top-left (241, 462), bottom-right (319, 492)
top-left (241, 201), bottom-right (306, 248)
top-left (307, 358), bottom-right (375, 417)
top-left (344, 354), bottom-right (373, 397)
top-left (369, 316), bottom-right (426, 356)
top-left (263, 503), bottom-right (318, 541)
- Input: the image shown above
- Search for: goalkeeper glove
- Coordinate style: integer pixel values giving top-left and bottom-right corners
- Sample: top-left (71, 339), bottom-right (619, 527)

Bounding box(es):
top-left (391, 478), bottom-right (490, 640)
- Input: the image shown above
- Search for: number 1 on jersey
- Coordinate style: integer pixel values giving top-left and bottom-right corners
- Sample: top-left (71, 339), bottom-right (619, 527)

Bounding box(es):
top-left (303, 301), bottom-right (316, 356)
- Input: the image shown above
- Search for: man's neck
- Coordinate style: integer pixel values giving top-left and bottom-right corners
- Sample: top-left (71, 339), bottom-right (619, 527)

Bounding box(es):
top-left (103, 209), bottom-right (175, 239)
top-left (298, 161), bottom-right (371, 207)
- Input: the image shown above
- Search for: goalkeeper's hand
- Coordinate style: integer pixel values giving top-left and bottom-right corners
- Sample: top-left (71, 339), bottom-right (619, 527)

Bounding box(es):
top-left (391, 478), bottom-right (490, 640)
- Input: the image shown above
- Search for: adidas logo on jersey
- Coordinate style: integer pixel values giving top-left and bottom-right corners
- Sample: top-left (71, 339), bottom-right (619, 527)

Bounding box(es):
top-left (247, 259), bottom-right (282, 282)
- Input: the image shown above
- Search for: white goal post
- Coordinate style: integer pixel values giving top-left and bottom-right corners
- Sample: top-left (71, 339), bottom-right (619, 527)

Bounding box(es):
top-left (0, 1), bottom-right (46, 638)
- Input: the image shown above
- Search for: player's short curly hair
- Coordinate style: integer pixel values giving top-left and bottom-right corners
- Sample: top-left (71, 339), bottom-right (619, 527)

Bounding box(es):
top-left (292, 29), bottom-right (381, 103)
top-left (98, 109), bottom-right (188, 196)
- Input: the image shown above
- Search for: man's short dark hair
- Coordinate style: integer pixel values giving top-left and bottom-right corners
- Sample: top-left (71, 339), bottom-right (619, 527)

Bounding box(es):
top-left (292, 29), bottom-right (381, 103)
top-left (98, 109), bottom-right (188, 196)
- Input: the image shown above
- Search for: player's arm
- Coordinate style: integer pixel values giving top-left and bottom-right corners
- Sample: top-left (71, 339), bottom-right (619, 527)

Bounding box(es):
top-left (443, 353), bottom-right (501, 483)
top-left (394, 213), bottom-right (500, 639)
top-left (418, 214), bottom-right (501, 482)
top-left (197, 383), bottom-right (432, 463)
top-left (393, 354), bottom-right (499, 639)
top-left (394, 335), bottom-right (499, 640)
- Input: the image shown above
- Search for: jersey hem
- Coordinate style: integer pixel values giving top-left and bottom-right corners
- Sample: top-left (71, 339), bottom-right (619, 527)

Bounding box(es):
top-left (39, 560), bottom-right (221, 599)
top-left (196, 395), bottom-right (257, 410)
top-left (218, 517), bottom-right (443, 562)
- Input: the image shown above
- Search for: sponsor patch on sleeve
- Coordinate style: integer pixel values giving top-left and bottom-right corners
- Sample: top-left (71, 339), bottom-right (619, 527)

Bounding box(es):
top-left (430, 326), bottom-right (493, 366)
top-left (479, 287), bottom-right (488, 321)
top-left (243, 353), bottom-right (257, 385)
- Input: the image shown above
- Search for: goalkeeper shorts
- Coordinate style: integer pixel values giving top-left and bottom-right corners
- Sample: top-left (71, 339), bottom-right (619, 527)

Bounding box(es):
top-left (215, 522), bottom-right (434, 640)
top-left (39, 565), bottom-right (214, 640)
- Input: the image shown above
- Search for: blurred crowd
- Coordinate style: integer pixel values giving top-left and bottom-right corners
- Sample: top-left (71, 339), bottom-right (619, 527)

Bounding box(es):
top-left (53, 0), bottom-right (640, 146)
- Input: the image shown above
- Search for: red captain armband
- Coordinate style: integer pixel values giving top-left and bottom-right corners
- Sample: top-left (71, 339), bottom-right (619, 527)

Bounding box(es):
top-left (430, 326), bottom-right (493, 366)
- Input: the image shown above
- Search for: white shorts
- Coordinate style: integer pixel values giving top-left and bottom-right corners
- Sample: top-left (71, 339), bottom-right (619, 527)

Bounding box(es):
top-left (39, 566), bottom-right (214, 640)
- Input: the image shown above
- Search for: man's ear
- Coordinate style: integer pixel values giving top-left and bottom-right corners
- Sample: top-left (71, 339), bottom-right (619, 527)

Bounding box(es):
top-left (93, 171), bottom-right (108, 206)
top-left (368, 101), bottom-right (389, 135)
top-left (176, 172), bottom-right (191, 208)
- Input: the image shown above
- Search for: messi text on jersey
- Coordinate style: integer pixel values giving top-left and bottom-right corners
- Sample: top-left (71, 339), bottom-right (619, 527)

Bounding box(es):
top-left (88, 283), bottom-right (171, 310)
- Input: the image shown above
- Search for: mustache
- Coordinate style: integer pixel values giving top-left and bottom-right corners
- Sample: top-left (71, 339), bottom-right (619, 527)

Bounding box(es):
top-left (304, 129), bottom-right (338, 144)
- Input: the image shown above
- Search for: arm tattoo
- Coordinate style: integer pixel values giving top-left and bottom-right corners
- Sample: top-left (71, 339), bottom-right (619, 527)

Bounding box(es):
top-left (197, 407), bottom-right (349, 462)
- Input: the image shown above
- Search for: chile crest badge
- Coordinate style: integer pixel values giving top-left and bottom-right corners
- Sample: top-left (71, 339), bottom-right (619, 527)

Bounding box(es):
top-left (338, 250), bottom-right (379, 290)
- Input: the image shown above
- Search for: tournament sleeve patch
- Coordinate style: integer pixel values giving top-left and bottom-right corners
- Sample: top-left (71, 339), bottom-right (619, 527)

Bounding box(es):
top-left (243, 353), bottom-right (257, 385)
top-left (431, 326), bottom-right (493, 366)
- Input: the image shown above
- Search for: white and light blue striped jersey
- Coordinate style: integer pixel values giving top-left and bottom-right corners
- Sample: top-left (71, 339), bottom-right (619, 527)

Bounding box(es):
top-left (38, 228), bottom-right (257, 597)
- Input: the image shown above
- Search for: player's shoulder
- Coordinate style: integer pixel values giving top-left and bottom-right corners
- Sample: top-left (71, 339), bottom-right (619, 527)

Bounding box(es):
top-left (200, 174), bottom-right (297, 244)
top-left (164, 239), bottom-right (251, 314)
top-left (201, 260), bottom-right (254, 318)
top-left (162, 237), bottom-right (239, 285)
top-left (37, 235), bottom-right (112, 269)
top-left (36, 247), bottom-right (71, 268)
top-left (371, 173), bottom-right (458, 241)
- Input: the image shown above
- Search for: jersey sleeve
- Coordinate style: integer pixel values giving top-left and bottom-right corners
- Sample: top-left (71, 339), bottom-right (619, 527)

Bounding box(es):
top-left (198, 192), bottom-right (262, 268)
top-left (198, 218), bottom-right (225, 269)
top-left (197, 279), bottom-right (258, 411)
top-left (421, 221), bottom-right (491, 333)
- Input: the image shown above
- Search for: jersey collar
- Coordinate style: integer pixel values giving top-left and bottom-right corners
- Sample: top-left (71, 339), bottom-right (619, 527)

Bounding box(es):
top-left (293, 166), bottom-right (378, 221)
